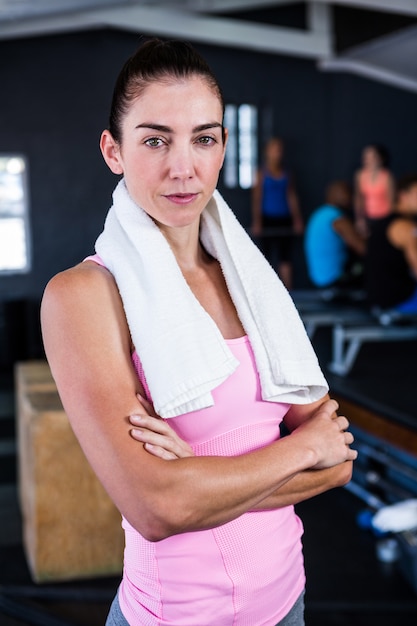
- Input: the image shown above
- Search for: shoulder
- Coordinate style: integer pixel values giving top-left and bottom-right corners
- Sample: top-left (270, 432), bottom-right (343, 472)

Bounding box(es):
top-left (253, 168), bottom-right (264, 186)
top-left (315, 204), bottom-right (339, 219)
top-left (41, 260), bottom-right (135, 404)
top-left (42, 261), bottom-right (117, 308)
top-left (43, 260), bottom-right (116, 305)
top-left (326, 204), bottom-right (343, 216)
top-left (41, 260), bottom-right (129, 348)
top-left (388, 217), bottom-right (415, 248)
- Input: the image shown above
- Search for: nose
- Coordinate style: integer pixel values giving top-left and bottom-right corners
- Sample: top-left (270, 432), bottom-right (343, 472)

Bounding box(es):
top-left (168, 143), bottom-right (195, 180)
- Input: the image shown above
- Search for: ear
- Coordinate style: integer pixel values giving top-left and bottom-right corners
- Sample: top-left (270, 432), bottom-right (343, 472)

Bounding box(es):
top-left (100, 130), bottom-right (124, 175)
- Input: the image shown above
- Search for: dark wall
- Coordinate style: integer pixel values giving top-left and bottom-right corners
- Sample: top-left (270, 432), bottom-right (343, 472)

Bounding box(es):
top-left (0, 28), bottom-right (416, 359)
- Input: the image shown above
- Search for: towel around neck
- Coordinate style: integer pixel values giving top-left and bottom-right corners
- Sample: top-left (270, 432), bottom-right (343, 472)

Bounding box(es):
top-left (95, 179), bottom-right (328, 418)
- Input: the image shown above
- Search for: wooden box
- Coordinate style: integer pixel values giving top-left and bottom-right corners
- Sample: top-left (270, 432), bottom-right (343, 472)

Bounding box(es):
top-left (15, 361), bottom-right (124, 583)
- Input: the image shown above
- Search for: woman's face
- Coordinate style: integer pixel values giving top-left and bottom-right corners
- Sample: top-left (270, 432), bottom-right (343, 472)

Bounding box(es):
top-left (265, 139), bottom-right (283, 163)
top-left (362, 146), bottom-right (381, 169)
top-left (101, 76), bottom-right (227, 234)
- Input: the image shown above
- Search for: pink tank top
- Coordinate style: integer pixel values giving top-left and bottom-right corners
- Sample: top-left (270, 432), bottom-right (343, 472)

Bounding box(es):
top-left (85, 255), bottom-right (305, 625)
top-left (359, 169), bottom-right (391, 218)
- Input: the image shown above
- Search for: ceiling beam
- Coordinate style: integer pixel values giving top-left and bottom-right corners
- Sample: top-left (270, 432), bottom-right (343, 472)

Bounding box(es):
top-left (320, 56), bottom-right (417, 93)
top-left (0, 4), bottom-right (332, 58)
top-left (311, 0), bottom-right (417, 17)
top-left (178, 0), bottom-right (300, 12)
top-left (0, 0), bottom-right (130, 20)
top-left (307, 2), bottom-right (332, 35)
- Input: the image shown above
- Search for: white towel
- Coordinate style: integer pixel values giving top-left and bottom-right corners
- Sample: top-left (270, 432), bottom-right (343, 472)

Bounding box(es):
top-left (95, 179), bottom-right (328, 418)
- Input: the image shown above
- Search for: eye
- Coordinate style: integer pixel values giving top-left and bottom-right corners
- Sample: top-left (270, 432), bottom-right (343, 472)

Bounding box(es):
top-left (145, 137), bottom-right (164, 148)
top-left (196, 135), bottom-right (216, 146)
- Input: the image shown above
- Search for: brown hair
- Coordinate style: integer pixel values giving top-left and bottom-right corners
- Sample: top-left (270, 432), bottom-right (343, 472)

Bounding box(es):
top-left (396, 173), bottom-right (417, 196)
top-left (109, 38), bottom-right (225, 143)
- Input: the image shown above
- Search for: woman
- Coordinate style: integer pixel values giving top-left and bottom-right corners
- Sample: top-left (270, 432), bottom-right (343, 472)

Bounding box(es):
top-left (354, 143), bottom-right (395, 236)
top-left (41, 39), bottom-right (356, 626)
top-left (251, 137), bottom-right (303, 289)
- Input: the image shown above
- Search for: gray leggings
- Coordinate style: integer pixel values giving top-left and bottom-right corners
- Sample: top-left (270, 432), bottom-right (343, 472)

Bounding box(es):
top-left (105, 592), bottom-right (129, 626)
top-left (278, 591), bottom-right (305, 626)
top-left (105, 589), bottom-right (305, 626)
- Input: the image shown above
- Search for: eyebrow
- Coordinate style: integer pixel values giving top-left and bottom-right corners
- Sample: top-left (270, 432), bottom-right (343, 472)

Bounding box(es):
top-left (135, 122), bottom-right (223, 133)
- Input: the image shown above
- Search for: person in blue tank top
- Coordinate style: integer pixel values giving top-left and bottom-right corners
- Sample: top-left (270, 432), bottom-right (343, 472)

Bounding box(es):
top-left (305, 181), bottom-right (366, 289)
top-left (251, 137), bottom-right (303, 289)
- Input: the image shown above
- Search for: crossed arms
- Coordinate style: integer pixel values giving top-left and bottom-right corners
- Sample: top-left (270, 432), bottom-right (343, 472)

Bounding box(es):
top-left (41, 261), bottom-right (357, 542)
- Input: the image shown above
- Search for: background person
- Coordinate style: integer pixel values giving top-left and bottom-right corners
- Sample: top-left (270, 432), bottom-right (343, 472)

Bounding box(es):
top-left (304, 180), bottom-right (366, 291)
top-left (365, 174), bottom-right (417, 314)
top-left (251, 136), bottom-right (304, 289)
top-left (354, 143), bottom-right (395, 237)
top-left (41, 39), bottom-right (356, 626)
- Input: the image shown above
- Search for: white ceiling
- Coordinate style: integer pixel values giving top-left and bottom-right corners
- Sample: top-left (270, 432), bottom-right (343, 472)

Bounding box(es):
top-left (0, 1), bottom-right (416, 92)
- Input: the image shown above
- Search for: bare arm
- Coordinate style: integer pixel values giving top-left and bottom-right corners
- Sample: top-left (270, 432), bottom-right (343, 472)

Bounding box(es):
top-left (250, 399), bottom-right (354, 509)
top-left (132, 395), bottom-right (355, 510)
top-left (387, 171), bottom-right (395, 213)
top-left (332, 216), bottom-right (366, 256)
top-left (41, 265), bottom-right (356, 541)
top-left (287, 177), bottom-right (304, 234)
top-left (354, 170), bottom-right (367, 236)
top-left (354, 171), bottom-right (363, 221)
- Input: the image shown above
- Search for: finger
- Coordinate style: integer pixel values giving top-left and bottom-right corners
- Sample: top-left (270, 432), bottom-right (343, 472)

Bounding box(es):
top-left (347, 448), bottom-right (358, 461)
top-left (130, 414), bottom-right (167, 434)
top-left (129, 413), bottom-right (194, 458)
top-left (323, 398), bottom-right (339, 411)
top-left (130, 425), bottom-right (173, 447)
top-left (130, 427), bottom-right (176, 453)
top-left (344, 431), bottom-right (354, 445)
top-left (137, 393), bottom-right (158, 417)
top-left (335, 415), bottom-right (350, 431)
top-left (132, 414), bottom-right (193, 453)
top-left (317, 398), bottom-right (339, 417)
top-left (144, 442), bottom-right (177, 460)
top-left (130, 425), bottom-right (192, 458)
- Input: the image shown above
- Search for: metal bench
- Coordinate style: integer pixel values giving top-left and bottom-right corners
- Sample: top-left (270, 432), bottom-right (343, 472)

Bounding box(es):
top-left (293, 288), bottom-right (369, 338)
top-left (300, 306), bottom-right (372, 339)
top-left (328, 320), bottom-right (417, 376)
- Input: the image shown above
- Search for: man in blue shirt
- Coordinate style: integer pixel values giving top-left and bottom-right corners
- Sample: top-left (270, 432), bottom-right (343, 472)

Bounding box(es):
top-left (305, 181), bottom-right (366, 289)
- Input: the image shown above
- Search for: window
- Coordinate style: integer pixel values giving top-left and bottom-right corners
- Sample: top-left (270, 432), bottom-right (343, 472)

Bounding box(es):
top-left (0, 155), bottom-right (31, 274)
top-left (223, 104), bottom-right (257, 189)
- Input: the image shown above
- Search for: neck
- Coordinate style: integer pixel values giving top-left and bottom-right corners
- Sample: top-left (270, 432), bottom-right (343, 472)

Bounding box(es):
top-left (160, 221), bottom-right (209, 272)
top-left (267, 161), bottom-right (282, 174)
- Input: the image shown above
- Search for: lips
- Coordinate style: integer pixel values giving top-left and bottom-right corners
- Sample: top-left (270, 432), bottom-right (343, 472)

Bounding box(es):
top-left (164, 193), bottom-right (198, 205)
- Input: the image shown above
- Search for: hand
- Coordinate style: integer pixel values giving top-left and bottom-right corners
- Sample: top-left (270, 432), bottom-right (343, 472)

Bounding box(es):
top-left (129, 395), bottom-right (194, 460)
top-left (356, 218), bottom-right (368, 238)
top-left (292, 399), bottom-right (357, 470)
